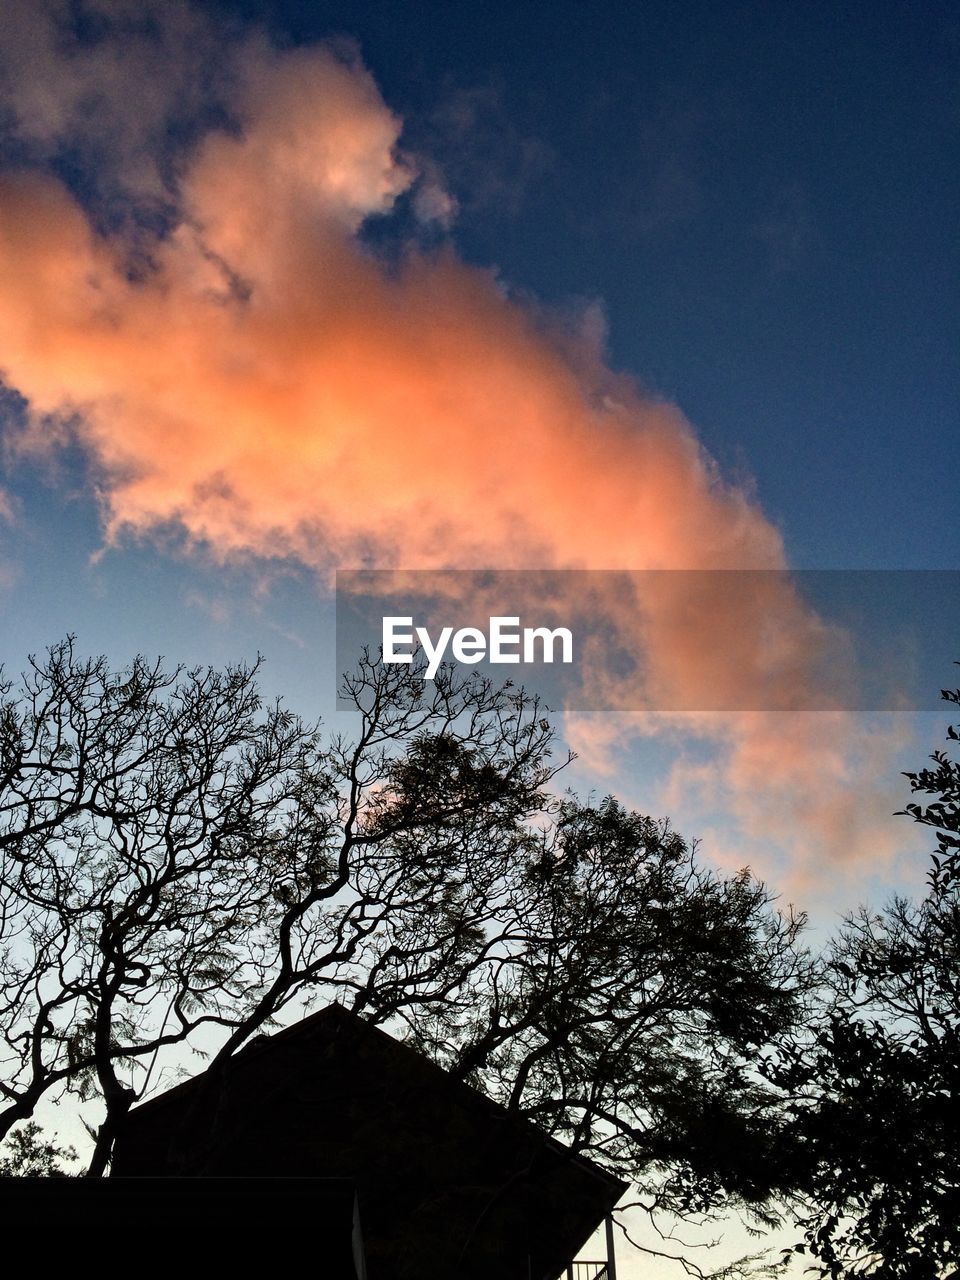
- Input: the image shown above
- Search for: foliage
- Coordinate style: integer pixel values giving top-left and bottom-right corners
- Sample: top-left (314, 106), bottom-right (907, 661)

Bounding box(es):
top-left (0, 1120), bottom-right (76, 1176)
top-left (0, 634), bottom-right (814, 1236)
top-left (775, 684), bottom-right (960, 1278)
top-left (0, 637), bottom-right (563, 1173)
top-left (0, 637), bottom-right (327, 1172)
top-left (406, 795), bottom-right (814, 1234)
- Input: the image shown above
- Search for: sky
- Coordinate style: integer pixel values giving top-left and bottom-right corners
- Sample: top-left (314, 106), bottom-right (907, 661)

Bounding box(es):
top-left (0, 1), bottom-right (957, 1268)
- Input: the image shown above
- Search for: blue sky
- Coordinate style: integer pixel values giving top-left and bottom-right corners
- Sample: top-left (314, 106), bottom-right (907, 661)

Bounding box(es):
top-left (0, 0), bottom-right (956, 908)
top-left (252, 0), bottom-right (959, 569)
top-left (0, 4), bottom-right (957, 1270)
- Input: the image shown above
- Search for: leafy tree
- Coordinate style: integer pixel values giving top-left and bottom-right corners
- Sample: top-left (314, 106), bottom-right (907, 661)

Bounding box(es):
top-left (0, 634), bottom-right (814, 1256)
top-left (0, 1120), bottom-right (76, 1176)
top-left (402, 796), bottom-right (815, 1265)
top-left (0, 638), bottom-right (563, 1174)
top-left (776, 684), bottom-right (960, 1278)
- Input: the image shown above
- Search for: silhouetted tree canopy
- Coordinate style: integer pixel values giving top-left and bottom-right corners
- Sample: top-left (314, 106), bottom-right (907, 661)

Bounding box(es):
top-left (0, 1120), bottom-right (76, 1177)
top-left (0, 636), bottom-right (814, 1251)
top-left (774, 682), bottom-right (960, 1279)
top-left (415, 795), bottom-right (812, 1237)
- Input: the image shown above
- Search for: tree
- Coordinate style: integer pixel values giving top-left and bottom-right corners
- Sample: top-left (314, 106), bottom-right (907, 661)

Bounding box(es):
top-left (0, 1120), bottom-right (76, 1176)
top-left (776, 683), bottom-right (960, 1278)
top-left (0, 637), bottom-right (563, 1174)
top-left (405, 795), bottom-right (814, 1271)
top-left (0, 634), bottom-right (814, 1254)
top-left (0, 637), bottom-right (326, 1171)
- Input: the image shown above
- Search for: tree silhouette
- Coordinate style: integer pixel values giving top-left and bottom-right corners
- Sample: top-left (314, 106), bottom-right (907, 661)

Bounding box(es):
top-left (0, 1120), bottom-right (76, 1176)
top-left (0, 635), bottom-right (814, 1246)
top-left (406, 795), bottom-right (814, 1263)
top-left (0, 637), bottom-right (564, 1174)
top-left (775, 682), bottom-right (960, 1278)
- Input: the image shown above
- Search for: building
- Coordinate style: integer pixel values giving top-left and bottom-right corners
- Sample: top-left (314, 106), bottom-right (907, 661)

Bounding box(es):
top-left (110, 1003), bottom-right (625, 1279)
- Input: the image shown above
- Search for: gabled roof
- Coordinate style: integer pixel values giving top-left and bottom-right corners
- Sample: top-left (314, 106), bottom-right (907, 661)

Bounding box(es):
top-left (113, 1003), bottom-right (625, 1280)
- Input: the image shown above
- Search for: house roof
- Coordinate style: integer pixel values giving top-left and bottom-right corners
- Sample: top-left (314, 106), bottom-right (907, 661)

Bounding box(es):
top-left (112, 1002), bottom-right (626, 1280)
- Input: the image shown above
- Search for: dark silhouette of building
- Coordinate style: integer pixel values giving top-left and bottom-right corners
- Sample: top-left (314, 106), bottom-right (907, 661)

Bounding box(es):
top-left (111, 1003), bottom-right (625, 1279)
top-left (1, 1176), bottom-right (364, 1271)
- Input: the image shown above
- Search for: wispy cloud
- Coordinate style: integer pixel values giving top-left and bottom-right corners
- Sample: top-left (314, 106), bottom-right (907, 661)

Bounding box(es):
top-left (0, 1), bottom-right (911, 880)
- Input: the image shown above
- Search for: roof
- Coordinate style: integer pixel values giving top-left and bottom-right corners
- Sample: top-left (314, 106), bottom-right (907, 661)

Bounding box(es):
top-left (112, 1003), bottom-right (626, 1279)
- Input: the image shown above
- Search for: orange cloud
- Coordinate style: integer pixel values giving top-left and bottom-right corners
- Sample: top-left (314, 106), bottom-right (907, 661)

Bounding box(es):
top-left (0, 36), bottom-right (783, 575)
top-left (0, 24), bottom-right (911, 883)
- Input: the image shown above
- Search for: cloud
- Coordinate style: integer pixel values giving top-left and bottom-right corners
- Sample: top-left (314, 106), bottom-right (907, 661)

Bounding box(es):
top-left (0, 2), bottom-right (912, 882)
top-left (0, 483), bottom-right (17, 592)
top-left (411, 80), bottom-right (554, 220)
top-left (0, 1), bottom-right (237, 211)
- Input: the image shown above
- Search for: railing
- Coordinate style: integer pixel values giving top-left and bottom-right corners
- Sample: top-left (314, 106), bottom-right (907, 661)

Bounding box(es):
top-left (565, 1263), bottom-right (608, 1280)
